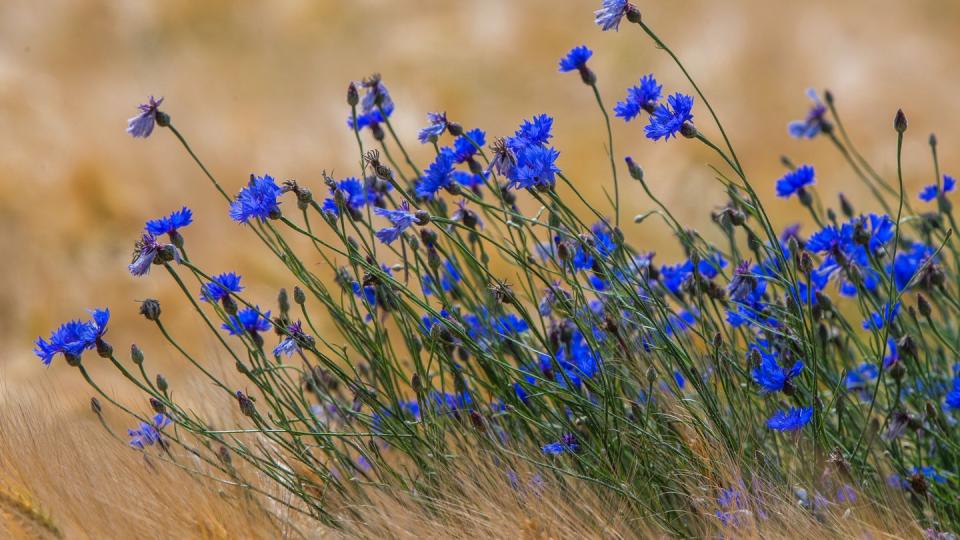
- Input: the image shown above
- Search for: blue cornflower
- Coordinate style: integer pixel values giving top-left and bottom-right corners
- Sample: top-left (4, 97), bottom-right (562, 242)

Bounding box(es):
top-left (126, 96), bottom-right (164, 138)
top-left (862, 302), bottom-right (900, 331)
top-left (514, 114), bottom-right (554, 146)
top-left (321, 177), bottom-right (376, 216)
top-left (910, 466), bottom-right (948, 484)
top-left (775, 165), bottom-right (816, 198)
top-left (423, 260), bottom-right (462, 296)
top-left (697, 252), bottom-right (727, 279)
top-left (660, 261), bottom-right (693, 295)
top-left (614, 74), bottom-right (662, 121)
top-left (349, 76), bottom-right (394, 131)
top-left (665, 310), bottom-right (696, 335)
top-left (645, 93), bottom-right (695, 141)
top-left (145, 206), bottom-right (193, 237)
top-left (222, 306), bottom-right (272, 336)
top-left (229, 174), bottom-right (283, 223)
top-left (274, 321), bottom-right (314, 357)
top-left (128, 413), bottom-right (171, 449)
top-left (558, 45), bottom-right (593, 72)
top-left (919, 174), bottom-right (956, 202)
top-left (891, 243), bottom-right (935, 291)
top-left (416, 148), bottom-right (457, 199)
top-left (542, 433), bottom-right (579, 455)
top-left (751, 347), bottom-right (803, 394)
top-left (452, 128), bottom-right (485, 163)
top-left (788, 89), bottom-right (829, 139)
top-left (594, 0), bottom-right (632, 31)
top-left (418, 112), bottom-right (450, 143)
top-left (510, 145), bottom-right (560, 190)
top-left (944, 380), bottom-right (960, 411)
top-left (374, 200), bottom-right (419, 245)
top-left (766, 407), bottom-right (813, 431)
top-left (845, 363), bottom-right (878, 394)
top-left (201, 272), bottom-right (244, 302)
top-left (33, 308), bottom-right (109, 366)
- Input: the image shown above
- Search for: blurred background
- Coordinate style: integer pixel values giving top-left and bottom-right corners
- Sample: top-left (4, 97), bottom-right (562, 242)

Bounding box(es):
top-left (2, 0), bottom-right (960, 405)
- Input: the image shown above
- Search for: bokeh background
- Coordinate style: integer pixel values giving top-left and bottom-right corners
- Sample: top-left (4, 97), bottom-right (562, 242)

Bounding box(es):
top-left (2, 0), bottom-right (960, 412)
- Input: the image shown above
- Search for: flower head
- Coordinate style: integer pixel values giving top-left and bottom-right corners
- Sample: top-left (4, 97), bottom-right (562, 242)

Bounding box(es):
top-left (614, 74), bottom-right (662, 121)
top-left (128, 233), bottom-right (180, 277)
top-left (201, 272), bottom-right (244, 302)
top-left (416, 148), bottom-right (457, 199)
top-left (510, 145), bottom-right (561, 190)
top-left (750, 345), bottom-right (803, 394)
top-left (230, 174), bottom-right (283, 223)
top-left (788, 88), bottom-right (829, 139)
top-left (766, 407), bottom-right (813, 431)
top-left (558, 45), bottom-right (593, 72)
top-left (223, 307), bottom-right (272, 336)
top-left (862, 302), bottom-right (900, 331)
top-left (919, 175), bottom-right (956, 202)
top-left (126, 96), bottom-right (164, 138)
top-left (452, 128), bottom-right (485, 163)
top-left (274, 321), bottom-right (314, 356)
top-left (418, 112), bottom-right (449, 143)
top-left (594, 0), bottom-right (631, 31)
top-left (542, 433), bottom-right (579, 455)
top-left (776, 165), bottom-right (816, 198)
top-left (322, 177), bottom-right (373, 216)
top-left (34, 309), bottom-right (110, 365)
top-left (375, 200), bottom-right (419, 245)
top-left (128, 413), bottom-right (171, 449)
top-left (514, 114), bottom-right (554, 147)
top-left (645, 93), bottom-right (694, 141)
top-left (145, 207), bottom-right (193, 237)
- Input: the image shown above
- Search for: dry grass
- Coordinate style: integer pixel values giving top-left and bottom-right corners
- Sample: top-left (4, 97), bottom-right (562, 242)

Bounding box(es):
top-left (0, 381), bottom-right (927, 539)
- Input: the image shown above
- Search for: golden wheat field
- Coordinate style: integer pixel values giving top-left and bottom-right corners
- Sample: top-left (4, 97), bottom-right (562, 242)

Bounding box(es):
top-left (3, 0), bottom-right (960, 537)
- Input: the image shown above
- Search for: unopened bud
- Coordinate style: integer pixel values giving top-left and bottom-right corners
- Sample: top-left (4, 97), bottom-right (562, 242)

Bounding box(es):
top-left (131, 344), bottom-right (144, 365)
top-left (150, 397), bottom-right (165, 414)
top-left (90, 397), bottom-right (102, 416)
top-left (278, 288), bottom-right (290, 315)
top-left (414, 210), bottom-right (431, 226)
top-left (839, 193), bottom-right (854, 218)
top-left (894, 109), bottom-right (908, 134)
top-left (347, 82), bottom-right (359, 107)
top-left (625, 157), bottom-right (644, 182)
top-left (293, 286), bottom-right (306, 305)
top-left (139, 299), bottom-right (162, 321)
top-left (156, 374), bottom-right (168, 392)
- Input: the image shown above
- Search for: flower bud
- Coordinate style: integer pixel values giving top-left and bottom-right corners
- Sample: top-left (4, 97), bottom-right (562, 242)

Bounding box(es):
top-left (95, 338), bottom-right (113, 358)
top-left (347, 82), bottom-right (359, 107)
top-left (625, 157), bottom-right (644, 182)
top-left (90, 397), bottom-right (102, 416)
top-left (894, 109), bottom-right (907, 134)
top-left (918, 293), bottom-right (932, 318)
top-left (278, 288), bottom-right (290, 315)
top-left (131, 344), bottom-right (144, 365)
top-left (839, 193), bottom-right (854, 218)
top-left (156, 374), bottom-right (168, 392)
top-left (294, 286), bottom-right (306, 305)
top-left (150, 397), bottom-right (165, 414)
top-left (680, 122), bottom-right (698, 139)
top-left (139, 299), bottom-right (162, 321)
top-left (414, 210), bottom-right (431, 226)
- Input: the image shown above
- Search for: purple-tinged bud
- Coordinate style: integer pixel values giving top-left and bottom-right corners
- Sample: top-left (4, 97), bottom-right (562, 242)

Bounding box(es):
top-left (156, 374), bottom-right (168, 392)
top-left (839, 193), bottom-right (854, 218)
top-left (579, 66), bottom-right (597, 86)
top-left (625, 4), bottom-right (641, 23)
top-left (277, 288), bottom-right (289, 315)
top-left (680, 122), bottom-right (698, 139)
top-left (293, 286), bottom-right (306, 305)
top-left (624, 157), bottom-right (644, 182)
top-left (347, 82), bottom-right (359, 107)
top-left (139, 299), bottom-right (162, 321)
top-left (917, 294), bottom-right (932, 318)
top-left (894, 109), bottom-right (908, 134)
top-left (150, 397), bottom-right (165, 414)
top-left (236, 390), bottom-right (256, 418)
top-left (221, 295), bottom-right (238, 316)
top-left (217, 445), bottom-right (233, 467)
top-left (95, 337), bottom-right (113, 359)
top-left (131, 344), bottom-right (144, 365)
top-left (447, 122), bottom-right (464, 137)
top-left (415, 210), bottom-right (431, 226)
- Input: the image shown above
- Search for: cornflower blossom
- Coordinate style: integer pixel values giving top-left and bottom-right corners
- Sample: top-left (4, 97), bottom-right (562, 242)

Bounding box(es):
top-left (645, 93), bottom-right (695, 141)
top-left (126, 96), bottom-right (164, 138)
top-left (788, 88), bottom-right (829, 139)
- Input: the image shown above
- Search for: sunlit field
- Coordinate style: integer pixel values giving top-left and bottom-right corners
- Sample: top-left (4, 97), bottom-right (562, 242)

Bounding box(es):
top-left (5, 1), bottom-right (960, 537)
